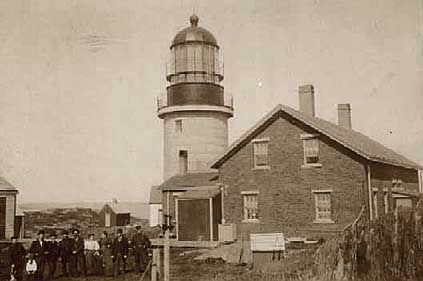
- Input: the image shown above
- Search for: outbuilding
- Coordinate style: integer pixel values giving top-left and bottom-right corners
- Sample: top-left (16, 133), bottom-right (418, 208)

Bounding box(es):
top-left (0, 177), bottom-right (18, 240)
top-left (99, 200), bottom-right (131, 227)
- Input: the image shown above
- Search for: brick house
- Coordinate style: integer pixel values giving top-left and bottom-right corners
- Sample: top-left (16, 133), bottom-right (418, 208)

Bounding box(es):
top-left (210, 85), bottom-right (422, 240)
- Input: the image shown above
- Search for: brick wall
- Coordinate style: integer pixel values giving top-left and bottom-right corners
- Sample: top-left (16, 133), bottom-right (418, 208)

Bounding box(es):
top-left (219, 112), bottom-right (367, 240)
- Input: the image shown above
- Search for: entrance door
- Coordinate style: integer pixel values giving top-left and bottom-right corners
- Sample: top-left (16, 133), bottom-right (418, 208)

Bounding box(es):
top-left (0, 197), bottom-right (6, 239)
top-left (105, 211), bottom-right (111, 227)
top-left (177, 199), bottom-right (210, 241)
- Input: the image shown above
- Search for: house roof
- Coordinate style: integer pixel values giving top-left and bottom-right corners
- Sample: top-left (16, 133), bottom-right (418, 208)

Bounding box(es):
top-left (104, 202), bottom-right (131, 214)
top-left (211, 104), bottom-right (422, 170)
top-left (178, 186), bottom-right (221, 199)
top-left (0, 176), bottom-right (18, 192)
top-left (159, 172), bottom-right (219, 191)
top-left (149, 186), bottom-right (162, 204)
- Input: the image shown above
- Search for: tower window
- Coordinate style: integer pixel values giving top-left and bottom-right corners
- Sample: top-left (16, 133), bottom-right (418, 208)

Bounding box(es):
top-left (179, 150), bottom-right (188, 175)
top-left (175, 120), bottom-right (183, 133)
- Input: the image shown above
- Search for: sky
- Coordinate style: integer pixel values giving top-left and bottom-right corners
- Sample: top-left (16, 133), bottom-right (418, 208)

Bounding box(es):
top-left (0, 0), bottom-right (422, 203)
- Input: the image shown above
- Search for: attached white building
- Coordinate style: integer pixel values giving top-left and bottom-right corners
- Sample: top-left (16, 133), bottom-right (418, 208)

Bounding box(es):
top-left (149, 186), bottom-right (162, 227)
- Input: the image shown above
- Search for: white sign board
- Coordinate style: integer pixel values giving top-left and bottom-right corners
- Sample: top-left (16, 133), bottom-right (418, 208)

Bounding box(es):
top-left (250, 232), bottom-right (285, 252)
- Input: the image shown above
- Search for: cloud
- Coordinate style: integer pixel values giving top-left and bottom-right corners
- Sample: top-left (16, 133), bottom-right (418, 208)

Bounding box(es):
top-left (79, 34), bottom-right (124, 53)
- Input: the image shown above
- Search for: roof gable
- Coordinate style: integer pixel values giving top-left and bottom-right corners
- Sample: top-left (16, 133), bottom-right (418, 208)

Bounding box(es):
top-left (211, 104), bottom-right (421, 170)
top-left (0, 176), bottom-right (18, 192)
top-left (103, 202), bottom-right (131, 214)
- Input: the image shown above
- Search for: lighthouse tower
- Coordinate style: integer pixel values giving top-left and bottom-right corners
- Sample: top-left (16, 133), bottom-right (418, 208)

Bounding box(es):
top-left (158, 15), bottom-right (233, 180)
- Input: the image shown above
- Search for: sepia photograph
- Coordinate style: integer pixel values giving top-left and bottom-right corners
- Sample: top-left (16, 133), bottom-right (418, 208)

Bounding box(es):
top-left (0, 0), bottom-right (422, 280)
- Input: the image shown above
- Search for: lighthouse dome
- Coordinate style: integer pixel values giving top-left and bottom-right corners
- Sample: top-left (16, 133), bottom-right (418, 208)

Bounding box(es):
top-left (171, 15), bottom-right (218, 48)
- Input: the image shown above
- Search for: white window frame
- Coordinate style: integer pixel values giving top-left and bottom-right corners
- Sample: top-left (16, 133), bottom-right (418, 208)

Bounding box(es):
top-left (175, 119), bottom-right (183, 133)
top-left (252, 138), bottom-right (270, 170)
top-left (301, 134), bottom-right (322, 168)
top-left (241, 191), bottom-right (259, 222)
top-left (312, 189), bottom-right (334, 224)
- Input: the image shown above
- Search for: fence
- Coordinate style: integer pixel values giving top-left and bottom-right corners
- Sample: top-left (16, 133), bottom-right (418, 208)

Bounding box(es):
top-left (314, 201), bottom-right (423, 281)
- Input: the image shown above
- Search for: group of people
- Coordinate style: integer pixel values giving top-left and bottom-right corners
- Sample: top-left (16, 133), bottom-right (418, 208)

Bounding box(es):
top-left (8, 226), bottom-right (151, 281)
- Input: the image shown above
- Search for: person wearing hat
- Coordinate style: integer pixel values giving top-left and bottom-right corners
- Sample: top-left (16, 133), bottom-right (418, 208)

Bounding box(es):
top-left (47, 233), bottom-right (60, 279)
top-left (111, 228), bottom-right (129, 277)
top-left (131, 226), bottom-right (151, 274)
top-left (70, 229), bottom-right (86, 277)
top-left (29, 230), bottom-right (49, 281)
top-left (99, 231), bottom-right (113, 277)
top-left (58, 230), bottom-right (72, 277)
top-left (8, 236), bottom-right (26, 281)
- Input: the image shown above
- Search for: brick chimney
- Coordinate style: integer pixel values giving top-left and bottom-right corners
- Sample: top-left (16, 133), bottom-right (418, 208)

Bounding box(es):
top-left (337, 103), bottom-right (352, 129)
top-left (299, 84), bottom-right (315, 117)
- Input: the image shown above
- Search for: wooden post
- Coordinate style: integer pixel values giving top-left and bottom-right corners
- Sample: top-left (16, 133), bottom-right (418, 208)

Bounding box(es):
top-left (157, 247), bottom-right (162, 279)
top-left (209, 197), bottom-right (213, 241)
top-left (164, 229), bottom-right (170, 281)
top-left (151, 248), bottom-right (159, 281)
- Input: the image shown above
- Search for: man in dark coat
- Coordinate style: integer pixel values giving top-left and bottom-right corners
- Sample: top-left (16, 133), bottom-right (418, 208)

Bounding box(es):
top-left (132, 226), bottom-right (151, 274)
top-left (29, 230), bottom-right (50, 281)
top-left (58, 230), bottom-right (72, 277)
top-left (8, 236), bottom-right (26, 281)
top-left (70, 229), bottom-right (86, 277)
top-left (47, 233), bottom-right (60, 279)
top-left (112, 228), bottom-right (129, 276)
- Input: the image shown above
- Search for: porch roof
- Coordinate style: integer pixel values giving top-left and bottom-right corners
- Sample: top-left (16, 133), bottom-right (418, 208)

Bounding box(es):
top-left (159, 172), bottom-right (219, 191)
top-left (178, 186), bottom-right (221, 199)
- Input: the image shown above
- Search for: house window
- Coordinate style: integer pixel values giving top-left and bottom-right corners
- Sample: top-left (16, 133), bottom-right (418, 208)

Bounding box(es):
top-left (179, 150), bottom-right (188, 175)
top-left (175, 120), bottom-right (182, 133)
top-left (252, 139), bottom-right (269, 168)
top-left (303, 138), bottom-right (319, 165)
top-left (242, 191), bottom-right (259, 221)
top-left (392, 179), bottom-right (403, 190)
top-left (312, 190), bottom-right (333, 223)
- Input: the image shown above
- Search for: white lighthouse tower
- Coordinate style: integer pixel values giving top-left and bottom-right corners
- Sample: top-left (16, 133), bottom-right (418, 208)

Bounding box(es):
top-left (158, 15), bottom-right (233, 180)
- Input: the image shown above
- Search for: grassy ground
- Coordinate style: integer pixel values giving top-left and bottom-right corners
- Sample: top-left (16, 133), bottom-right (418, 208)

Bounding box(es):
top-left (50, 247), bottom-right (315, 281)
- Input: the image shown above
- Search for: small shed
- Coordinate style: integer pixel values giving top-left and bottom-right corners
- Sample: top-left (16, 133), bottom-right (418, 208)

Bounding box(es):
top-left (0, 177), bottom-right (18, 240)
top-left (176, 187), bottom-right (222, 241)
top-left (250, 233), bottom-right (286, 271)
top-left (99, 201), bottom-right (131, 227)
top-left (149, 186), bottom-right (163, 227)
